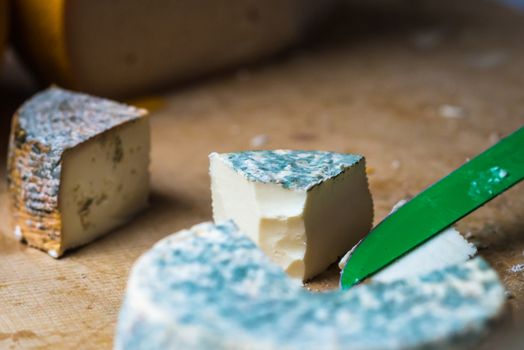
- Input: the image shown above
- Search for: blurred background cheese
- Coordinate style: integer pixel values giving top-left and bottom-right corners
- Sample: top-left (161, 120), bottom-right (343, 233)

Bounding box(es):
top-left (11, 0), bottom-right (337, 98)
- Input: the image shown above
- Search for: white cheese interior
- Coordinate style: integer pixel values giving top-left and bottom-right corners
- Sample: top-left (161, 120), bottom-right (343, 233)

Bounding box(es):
top-left (210, 155), bottom-right (373, 281)
top-left (58, 118), bottom-right (150, 253)
top-left (303, 163), bottom-right (374, 279)
top-left (371, 227), bottom-right (477, 283)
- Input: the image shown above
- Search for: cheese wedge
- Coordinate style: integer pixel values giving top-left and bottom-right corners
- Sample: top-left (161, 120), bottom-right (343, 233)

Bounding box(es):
top-left (11, 0), bottom-right (337, 97)
top-left (7, 87), bottom-right (150, 257)
top-left (116, 221), bottom-right (506, 350)
top-left (210, 150), bottom-right (373, 281)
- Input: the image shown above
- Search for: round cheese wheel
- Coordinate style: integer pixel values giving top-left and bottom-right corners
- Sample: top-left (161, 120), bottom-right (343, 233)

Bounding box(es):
top-left (12, 0), bottom-right (336, 98)
top-left (116, 221), bottom-right (506, 350)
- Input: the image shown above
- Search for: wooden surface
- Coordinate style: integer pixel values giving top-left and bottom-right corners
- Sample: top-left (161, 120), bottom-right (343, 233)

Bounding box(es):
top-left (1, 0), bottom-right (524, 348)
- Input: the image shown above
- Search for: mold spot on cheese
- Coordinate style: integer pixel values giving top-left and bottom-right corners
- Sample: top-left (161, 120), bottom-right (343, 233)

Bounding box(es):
top-left (77, 197), bottom-right (94, 230)
top-left (209, 150), bottom-right (373, 281)
top-left (112, 135), bottom-right (124, 165)
top-left (7, 87), bottom-right (150, 257)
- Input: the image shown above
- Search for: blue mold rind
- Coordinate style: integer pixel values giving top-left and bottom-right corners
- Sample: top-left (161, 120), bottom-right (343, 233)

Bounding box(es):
top-left (116, 221), bottom-right (505, 350)
top-left (214, 150), bottom-right (363, 191)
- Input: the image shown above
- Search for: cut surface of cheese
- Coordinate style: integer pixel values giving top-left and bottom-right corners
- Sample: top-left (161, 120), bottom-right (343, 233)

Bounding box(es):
top-left (7, 87), bottom-right (150, 257)
top-left (116, 221), bottom-right (506, 350)
top-left (12, 0), bottom-right (337, 97)
top-left (210, 150), bottom-right (373, 281)
top-left (372, 227), bottom-right (477, 282)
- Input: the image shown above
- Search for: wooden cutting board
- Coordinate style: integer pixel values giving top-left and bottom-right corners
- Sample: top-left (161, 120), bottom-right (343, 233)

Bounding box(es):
top-left (1, 0), bottom-right (524, 348)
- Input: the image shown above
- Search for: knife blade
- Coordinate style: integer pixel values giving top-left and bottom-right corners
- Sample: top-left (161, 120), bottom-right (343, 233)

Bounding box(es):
top-left (340, 125), bottom-right (524, 289)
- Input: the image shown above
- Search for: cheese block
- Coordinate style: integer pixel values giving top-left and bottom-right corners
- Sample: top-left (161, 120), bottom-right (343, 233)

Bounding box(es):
top-left (11, 0), bottom-right (337, 98)
top-left (7, 87), bottom-right (150, 257)
top-left (115, 221), bottom-right (506, 350)
top-left (210, 150), bottom-right (373, 281)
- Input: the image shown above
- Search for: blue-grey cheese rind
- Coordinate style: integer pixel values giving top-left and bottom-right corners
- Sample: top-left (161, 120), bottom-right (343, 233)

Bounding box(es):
top-left (16, 87), bottom-right (145, 147)
top-left (116, 221), bottom-right (506, 350)
top-left (7, 87), bottom-right (146, 254)
top-left (214, 150), bottom-right (362, 191)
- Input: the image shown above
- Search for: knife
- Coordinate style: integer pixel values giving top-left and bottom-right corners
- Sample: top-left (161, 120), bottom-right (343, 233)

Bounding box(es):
top-left (340, 125), bottom-right (524, 290)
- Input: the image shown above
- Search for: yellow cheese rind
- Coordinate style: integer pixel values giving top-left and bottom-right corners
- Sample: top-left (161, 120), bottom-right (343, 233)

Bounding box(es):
top-left (8, 112), bottom-right (63, 253)
top-left (12, 0), bottom-right (74, 88)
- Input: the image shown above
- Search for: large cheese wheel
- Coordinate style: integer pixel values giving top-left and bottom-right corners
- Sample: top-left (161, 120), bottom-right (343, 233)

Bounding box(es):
top-left (12, 0), bottom-right (336, 98)
top-left (116, 221), bottom-right (506, 349)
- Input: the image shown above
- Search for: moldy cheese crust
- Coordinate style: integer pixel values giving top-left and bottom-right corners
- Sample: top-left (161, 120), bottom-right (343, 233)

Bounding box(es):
top-left (117, 221), bottom-right (505, 349)
top-left (217, 150), bottom-right (363, 191)
top-left (7, 87), bottom-right (147, 256)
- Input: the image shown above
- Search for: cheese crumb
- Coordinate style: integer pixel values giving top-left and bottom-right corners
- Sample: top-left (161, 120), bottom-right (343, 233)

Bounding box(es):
top-left (250, 134), bottom-right (269, 148)
top-left (438, 105), bottom-right (465, 119)
top-left (510, 264), bottom-right (524, 273)
top-left (391, 160), bottom-right (401, 170)
top-left (14, 225), bottom-right (23, 240)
